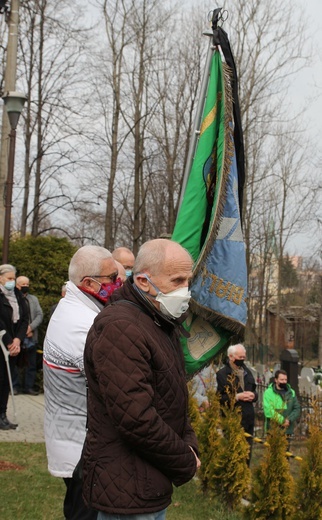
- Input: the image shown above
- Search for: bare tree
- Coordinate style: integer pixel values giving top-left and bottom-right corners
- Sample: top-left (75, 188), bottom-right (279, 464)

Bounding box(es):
top-left (224, 0), bottom-right (316, 345)
top-left (17, 0), bottom-right (90, 236)
top-left (101, 0), bottom-right (134, 250)
top-left (149, 9), bottom-right (205, 235)
top-left (117, 0), bottom-right (173, 253)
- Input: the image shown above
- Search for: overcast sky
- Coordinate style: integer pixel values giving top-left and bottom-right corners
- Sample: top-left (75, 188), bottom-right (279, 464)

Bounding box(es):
top-left (295, 0), bottom-right (322, 133)
top-left (284, 0), bottom-right (322, 258)
top-left (190, 1), bottom-right (322, 258)
top-left (89, 1), bottom-right (322, 259)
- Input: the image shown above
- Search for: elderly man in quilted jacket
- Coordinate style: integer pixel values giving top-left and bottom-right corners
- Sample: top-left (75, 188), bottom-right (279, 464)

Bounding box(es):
top-left (82, 239), bottom-right (200, 520)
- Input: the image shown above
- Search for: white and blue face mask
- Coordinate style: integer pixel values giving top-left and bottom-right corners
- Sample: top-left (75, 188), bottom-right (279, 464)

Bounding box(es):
top-left (125, 270), bottom-right (132, 278)
top-left (143, 275), bottom-right (191, 319)
top-left (4, 280), bottom-right (15, 291)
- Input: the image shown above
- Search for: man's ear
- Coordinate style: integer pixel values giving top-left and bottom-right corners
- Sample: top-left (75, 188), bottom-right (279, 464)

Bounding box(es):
top-left (80, 277), bottom-right (92, 289)
top-left (134, 273), bottom-right (150, 293)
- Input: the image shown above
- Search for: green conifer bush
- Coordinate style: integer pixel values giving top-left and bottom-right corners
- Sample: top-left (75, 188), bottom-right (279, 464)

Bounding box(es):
top-left (188, 381), bottom-right (203, 437)
top-left (294, 398), bottom-right (322, 520)
top-left (197, 387), bottom-right (222, 493)
top-left (197, 377), bottom-right (250, 510)
top-left (211, 394), bottom-right (251, 510)
top-left (246, 419), bottom-right (295, 519)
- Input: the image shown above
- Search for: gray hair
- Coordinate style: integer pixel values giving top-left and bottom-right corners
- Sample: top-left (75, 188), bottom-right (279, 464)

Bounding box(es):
top-left (112, 247), bottom-right (134, 260)
top-left (0, 264), bottom-right (16, 276)
top-left (133, 239), bottom-right (168, 276)
top-left (227, 344), bottom-right (246, 357)
top-left (133, 239), bottom-right (192, 277)
top-left (68, 246), bottom-right (112, 285)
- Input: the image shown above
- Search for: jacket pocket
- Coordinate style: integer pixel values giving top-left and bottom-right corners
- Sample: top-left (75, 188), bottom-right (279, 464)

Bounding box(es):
top-left (135, 455), bottom-right (173, 500)
top-left (84, 457), bottom-right (119, 508)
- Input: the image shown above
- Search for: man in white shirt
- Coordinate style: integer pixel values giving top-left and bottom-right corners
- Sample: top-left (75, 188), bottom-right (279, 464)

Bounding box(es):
top-left (44, 245), bottom-right (121, 520)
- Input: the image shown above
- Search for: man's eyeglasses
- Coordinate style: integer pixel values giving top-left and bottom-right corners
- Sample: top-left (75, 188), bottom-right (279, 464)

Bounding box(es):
top-left (81, 273), bottom-right (119, 284)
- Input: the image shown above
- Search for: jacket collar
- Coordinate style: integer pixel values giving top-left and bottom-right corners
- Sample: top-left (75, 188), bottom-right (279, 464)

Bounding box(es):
top-left (65, 281), bottom-right (103, 313)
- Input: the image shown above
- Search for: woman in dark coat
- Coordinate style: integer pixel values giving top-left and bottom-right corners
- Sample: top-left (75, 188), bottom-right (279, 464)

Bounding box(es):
top-left (0, 264), bottom-right (28, 429)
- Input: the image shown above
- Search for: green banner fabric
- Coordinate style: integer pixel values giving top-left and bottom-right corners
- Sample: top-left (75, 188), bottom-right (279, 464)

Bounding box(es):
top-left (172, 48), bottom-right (247, 377)
top-left (180, 312), bottom-right (232, 376)
top-left (172, 50), bottom-right (225, 262)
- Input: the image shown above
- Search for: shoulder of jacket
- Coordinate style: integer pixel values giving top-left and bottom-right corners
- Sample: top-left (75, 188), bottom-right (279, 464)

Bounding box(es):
top-left (100, 301), bottom-right (147, 324)
top-left (27, 293), bottom-right (38, 301)
top-left (217, 364), bottom-right (231, 376)
top-left (14, 289), bottom-right (24, 301)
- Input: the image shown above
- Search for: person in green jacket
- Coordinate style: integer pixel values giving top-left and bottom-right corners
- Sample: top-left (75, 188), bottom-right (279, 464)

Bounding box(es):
top-left (263, 369), bottom-right (301, 436)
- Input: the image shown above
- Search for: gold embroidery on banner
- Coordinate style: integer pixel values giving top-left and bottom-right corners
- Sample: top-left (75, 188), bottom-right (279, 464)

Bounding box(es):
top-left (201, 268), bottom-right (244, 305)
top-left (187, 316), bottom-right (221, 360)
top-left (199, 92), bottom-right (222, 136)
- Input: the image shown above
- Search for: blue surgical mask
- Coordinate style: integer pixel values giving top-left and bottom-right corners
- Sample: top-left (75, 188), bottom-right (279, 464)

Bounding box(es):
top-left (125, 270), bottom-right (132, 278)
top-left (4, 281), bottom-right (15, 291)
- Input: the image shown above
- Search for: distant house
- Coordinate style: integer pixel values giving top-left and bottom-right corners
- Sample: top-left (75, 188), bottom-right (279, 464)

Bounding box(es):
top-left (266, 304), bottom-right (320, 361)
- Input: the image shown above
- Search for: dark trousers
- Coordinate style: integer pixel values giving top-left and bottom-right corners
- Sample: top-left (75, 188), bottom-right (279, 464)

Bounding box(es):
top-left (12, 345), bottom-right (37, 391)
top-left (63, 477), bottom-right (97, 520)
top-left (241, 419), bottom-right (254, 466)
top-left (0, 349), bottom-right (15, 414)
top-left (24, 345), bottom-right (37, 390)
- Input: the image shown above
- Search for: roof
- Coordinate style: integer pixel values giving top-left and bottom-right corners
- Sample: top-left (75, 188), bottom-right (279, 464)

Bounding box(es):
top-left (267, 303), bottom-right (320, 323)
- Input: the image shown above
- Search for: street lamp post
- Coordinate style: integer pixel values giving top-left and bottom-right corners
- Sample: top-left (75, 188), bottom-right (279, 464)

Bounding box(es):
top-left (1, 91), bottom-right (26, 263)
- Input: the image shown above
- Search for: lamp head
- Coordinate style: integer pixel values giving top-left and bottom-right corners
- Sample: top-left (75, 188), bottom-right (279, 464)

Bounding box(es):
top-left (2, 91), bottom-right (27, 130)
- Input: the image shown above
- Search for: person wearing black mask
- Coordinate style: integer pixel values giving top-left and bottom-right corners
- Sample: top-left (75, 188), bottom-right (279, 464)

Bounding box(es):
top-left (216, 343), bottom-right (258, 463)
top-left (263, 369), bottom-right (301, 437)
top-left (14, 276), bottom-right (43, 395)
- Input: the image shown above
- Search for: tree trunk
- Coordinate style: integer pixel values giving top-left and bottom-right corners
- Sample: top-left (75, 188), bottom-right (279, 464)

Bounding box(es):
top-left (31, 0), bottom-right (45, 236)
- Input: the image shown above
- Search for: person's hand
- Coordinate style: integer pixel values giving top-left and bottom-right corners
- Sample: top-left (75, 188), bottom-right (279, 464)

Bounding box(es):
top-left (236, 391), bottom-right (255, 402)
top-left (8, 342), bottom-right (20, 357)
top-left (199, 400), bottom-right (209, 413)
top-left (189, 446), bottom-right (201, 470)
top-left (283, 419), bottom-right (290, 427)
top-left (26, 325), bottom-right (33, 337)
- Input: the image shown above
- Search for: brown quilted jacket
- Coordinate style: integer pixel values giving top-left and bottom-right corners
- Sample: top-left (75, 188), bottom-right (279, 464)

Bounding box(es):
top-left (82, 279), bottom-right (198, 515)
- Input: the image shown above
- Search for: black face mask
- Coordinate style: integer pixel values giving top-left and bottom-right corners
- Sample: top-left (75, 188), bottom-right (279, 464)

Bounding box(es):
top-left (234, 359), bottom-right (244, 367)
top-left (278, 383), bottom-right (287, 389)
top-left (20, 286), bottom-right (29, 295)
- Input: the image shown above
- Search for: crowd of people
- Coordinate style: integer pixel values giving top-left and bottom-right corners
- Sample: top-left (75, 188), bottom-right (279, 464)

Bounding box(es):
top-left (0, 239), bottom-right (301, 520)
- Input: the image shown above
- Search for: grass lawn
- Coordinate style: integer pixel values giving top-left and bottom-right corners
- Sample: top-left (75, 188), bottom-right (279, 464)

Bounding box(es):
top-left (0, 443), bottom-right (244, 520)
top-left (0, 443), bottom-right (65, 520)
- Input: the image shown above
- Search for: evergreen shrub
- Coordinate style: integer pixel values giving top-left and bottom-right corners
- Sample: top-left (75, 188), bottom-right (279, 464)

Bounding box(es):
top-left (245, 420), bottom-right (295, 519)
top-left (294, 398), bottom-right (322, 520)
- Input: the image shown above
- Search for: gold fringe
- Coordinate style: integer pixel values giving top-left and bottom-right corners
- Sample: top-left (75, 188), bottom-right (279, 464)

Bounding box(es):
top-left (193, 61), bottom-right (234, 273)
top-left (190, 299), bottom-right (245, 338)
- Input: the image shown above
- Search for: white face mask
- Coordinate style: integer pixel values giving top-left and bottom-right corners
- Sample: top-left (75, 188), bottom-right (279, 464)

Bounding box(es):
top-left (144, 275), bottom-right (191, 319)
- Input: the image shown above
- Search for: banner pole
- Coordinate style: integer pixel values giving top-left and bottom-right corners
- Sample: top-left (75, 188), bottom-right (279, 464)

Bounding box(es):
top-left (176, 31), bottom-right (215, 213)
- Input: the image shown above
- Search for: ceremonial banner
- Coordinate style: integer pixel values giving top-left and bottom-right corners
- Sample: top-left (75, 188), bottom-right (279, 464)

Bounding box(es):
top-left (172, 24), bottom-right (247, 377)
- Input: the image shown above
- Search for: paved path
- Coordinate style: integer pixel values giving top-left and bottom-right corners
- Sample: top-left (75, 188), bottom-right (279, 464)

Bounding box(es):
top-left (0, 393), bottom-right (45, 443)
